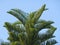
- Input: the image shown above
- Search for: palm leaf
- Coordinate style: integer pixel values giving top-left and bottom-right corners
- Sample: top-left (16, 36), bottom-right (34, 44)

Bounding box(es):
top-left (46, 39), bottom-right (57, 45)
top-left (7, 9), bottom-right (28, 24)
top-left (32, 4), bottom-right (46, 24)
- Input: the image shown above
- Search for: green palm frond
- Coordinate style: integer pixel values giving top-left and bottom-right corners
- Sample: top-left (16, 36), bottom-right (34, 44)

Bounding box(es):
top-left (34, 20), bottom-right (54, 30)
top-left (31, 4), bottom-right (46, 24)
top-left (7, 9), bottom-right (28, 24)
top-left (46, 39), bottom-right (57, 45)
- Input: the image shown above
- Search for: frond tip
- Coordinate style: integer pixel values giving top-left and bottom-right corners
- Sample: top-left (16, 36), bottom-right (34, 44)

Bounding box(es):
top-left (32, 4), bottom-right (46, 24)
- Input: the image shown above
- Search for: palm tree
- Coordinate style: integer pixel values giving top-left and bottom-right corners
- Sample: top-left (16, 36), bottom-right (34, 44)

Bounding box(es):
top-left (4, 4), bottom-right (57, 45)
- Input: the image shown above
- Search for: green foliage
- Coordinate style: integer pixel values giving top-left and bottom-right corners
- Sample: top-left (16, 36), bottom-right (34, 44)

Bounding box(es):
top-left (4, 4), bottom-right (57, 45)
top-left (0, 41), bottom-right (10, 45)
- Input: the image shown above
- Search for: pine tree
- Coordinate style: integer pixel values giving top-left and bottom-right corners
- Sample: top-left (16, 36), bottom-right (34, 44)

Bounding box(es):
top-left (4, 4), bottom-right (57, 45)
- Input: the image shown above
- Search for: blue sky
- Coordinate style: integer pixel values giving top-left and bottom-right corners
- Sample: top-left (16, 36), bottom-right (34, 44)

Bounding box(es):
top-left (0, 0), bottom-right (60, 45)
